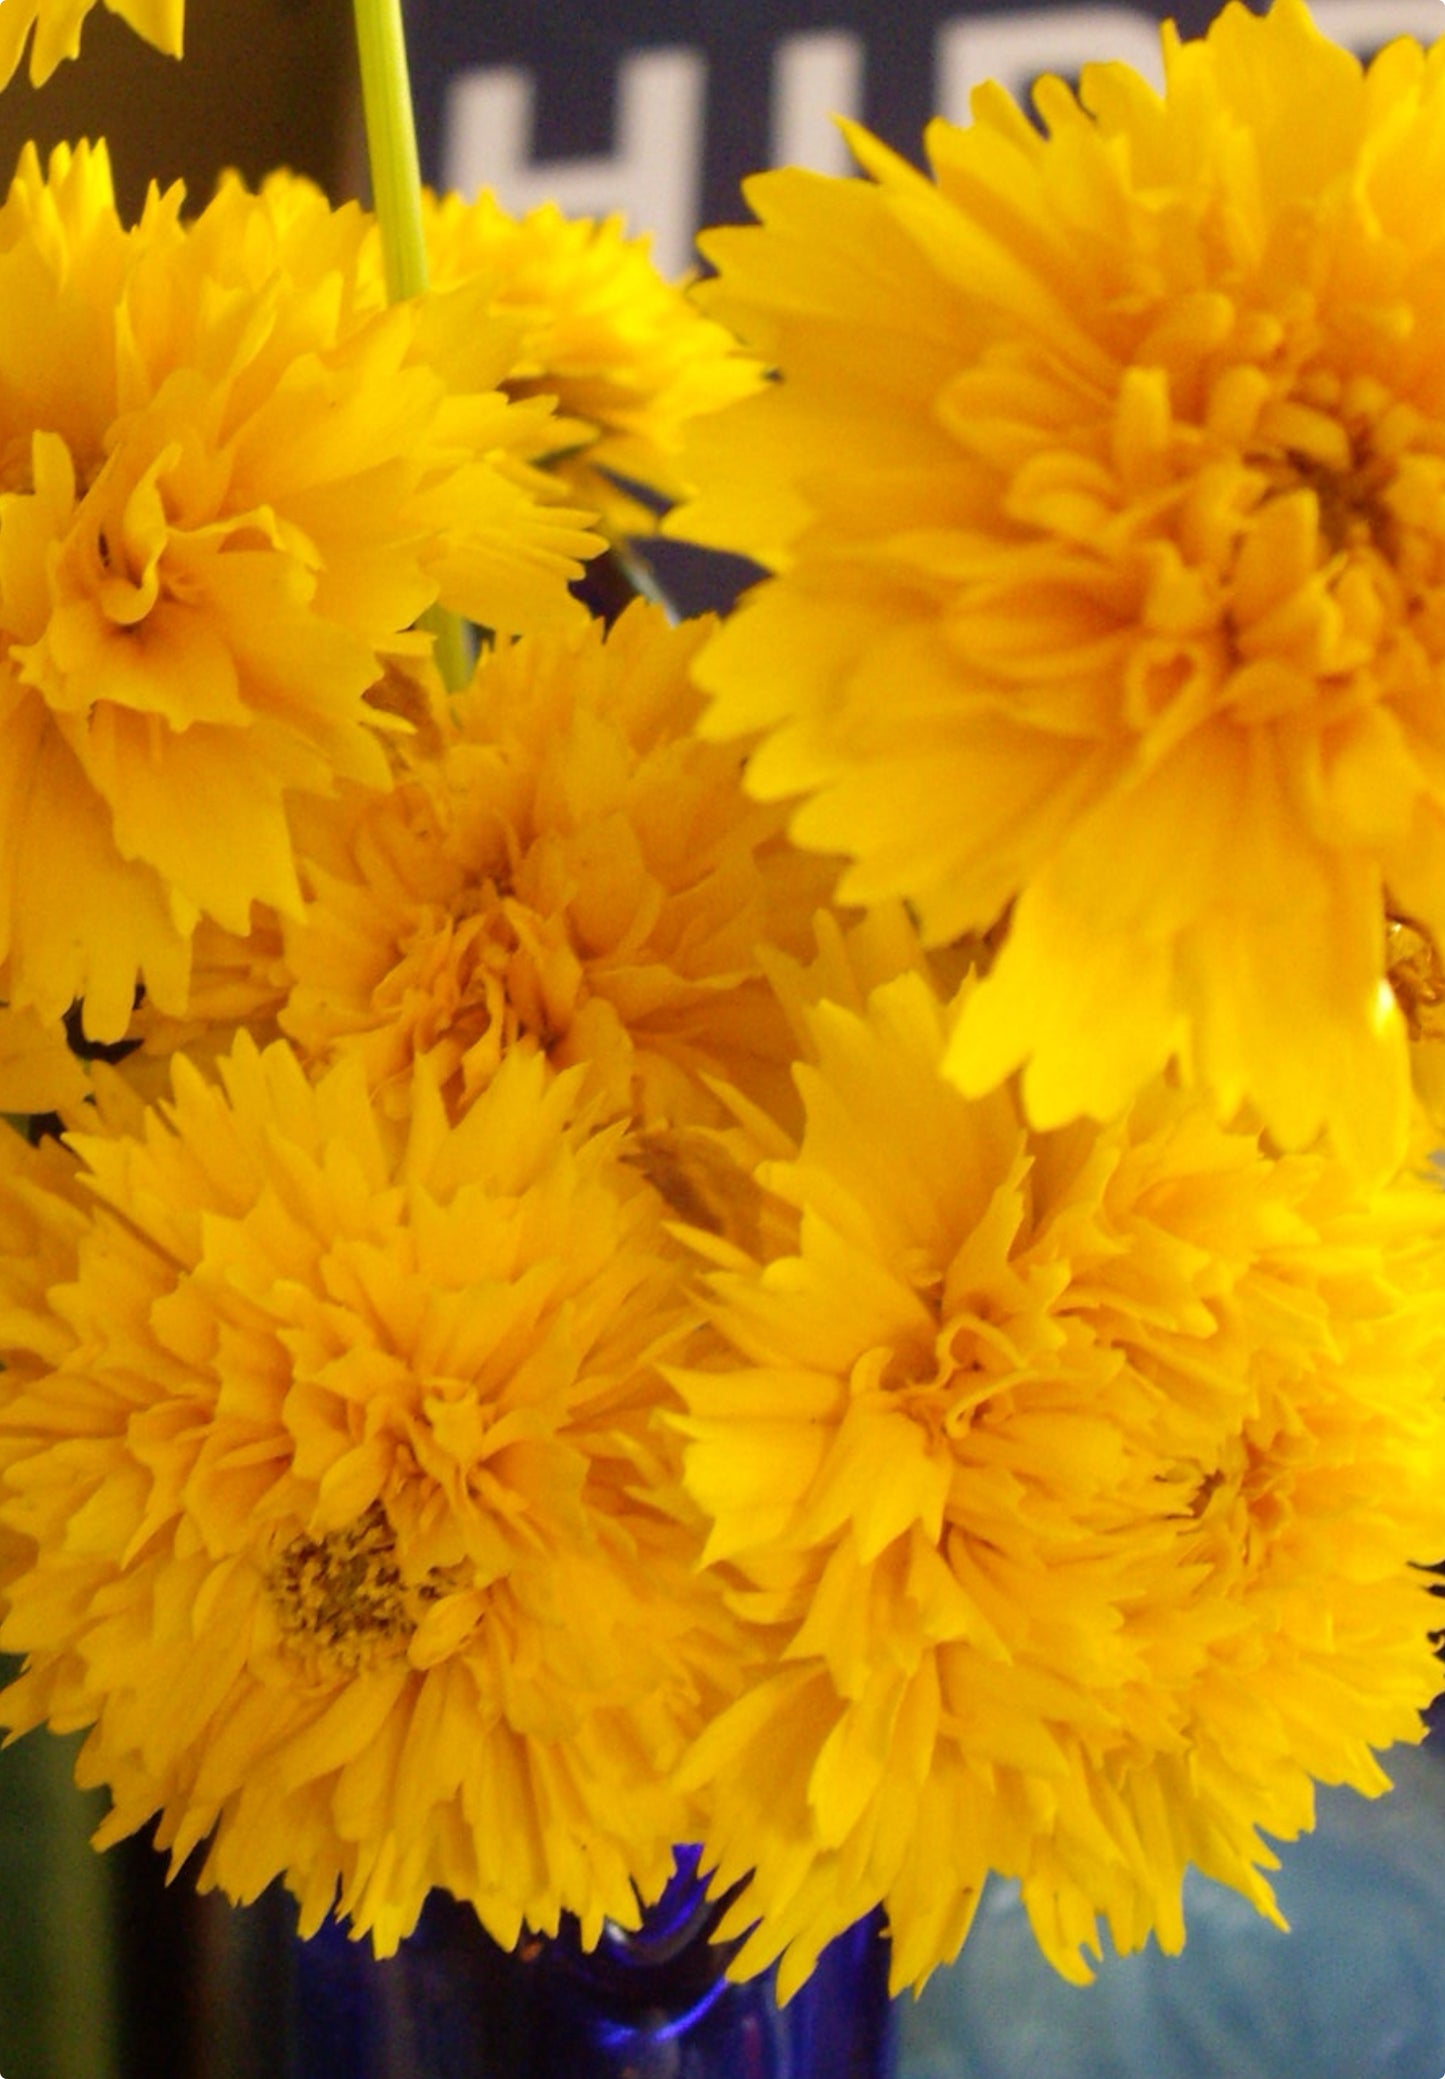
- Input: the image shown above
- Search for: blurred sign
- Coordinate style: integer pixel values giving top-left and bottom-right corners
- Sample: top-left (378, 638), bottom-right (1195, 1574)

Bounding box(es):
top-left (407, 0), bottom-right (1443, 271)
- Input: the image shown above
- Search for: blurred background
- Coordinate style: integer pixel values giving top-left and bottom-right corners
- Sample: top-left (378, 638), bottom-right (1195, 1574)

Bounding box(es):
top-left (4, 1), bottom-right (1445, 2074)
top-left (0, 0), bottom-right (356, 215)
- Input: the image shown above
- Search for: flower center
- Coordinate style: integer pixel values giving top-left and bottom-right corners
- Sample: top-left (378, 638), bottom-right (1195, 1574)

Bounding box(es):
top-left (380, 877), bottom-right (582, 1074)
top-left (1249, 373), bottom-right (1405, 560)
top-left (1275, 446), bottom-right (1395, 558)
top-left (267, 1501), bottom-right (436, 1672)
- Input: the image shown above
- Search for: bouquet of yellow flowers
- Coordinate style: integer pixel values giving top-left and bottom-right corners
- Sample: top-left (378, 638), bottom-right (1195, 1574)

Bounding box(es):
top-left (3, 0), bottom-right (1445, 2066)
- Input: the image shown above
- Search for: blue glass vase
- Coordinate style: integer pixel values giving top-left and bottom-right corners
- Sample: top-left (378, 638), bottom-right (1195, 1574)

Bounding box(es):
top-left (294, 1848), bottom-right (896, 2078)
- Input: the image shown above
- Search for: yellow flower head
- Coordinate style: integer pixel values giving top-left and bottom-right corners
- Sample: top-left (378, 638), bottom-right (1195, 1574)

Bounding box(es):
top-left (0, 144), bottom-right (599, 1047)
top-left (0, 0), bottom-right (181, 91)
top-left (675, 0), bottom-right (1445, 1172)
top-left (277, 600), bottom-right (837, 1131)
top-left (0, 1038), bottom-right (726, 1954)
top-left (673, 971), bottom-right (1445, 1997)
top-left (417, 191), bottom-right (763, 536)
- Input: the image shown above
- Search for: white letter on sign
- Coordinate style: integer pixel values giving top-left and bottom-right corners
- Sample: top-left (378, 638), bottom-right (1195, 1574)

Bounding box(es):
top-left (443, 47), bottom-right (707, 280)
top-left (1308, 1), bottom-right (1443, 52)
top-left (771, 30), bottom-right (866, 176)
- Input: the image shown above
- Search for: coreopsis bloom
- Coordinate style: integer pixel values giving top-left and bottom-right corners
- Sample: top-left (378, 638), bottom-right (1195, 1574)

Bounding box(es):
top-left (672, 971), bottom-right (1445, 1998)
top-left (415, 191), bottom-right (763, 536)
top-left (0, 143), bottom-right (599, 1049)
top-left (276, 601), bottom-right (837, 1132)
top-left (0, 0), bottom-right (181, 91)
top-left (673, 0), bottom-right (1445, 1172)
top-left (0, 1037), bottom-right (729, 1954)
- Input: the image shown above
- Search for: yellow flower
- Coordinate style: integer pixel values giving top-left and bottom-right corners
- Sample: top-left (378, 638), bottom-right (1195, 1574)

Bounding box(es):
top-left (0, 0), bottom-right (181, 91)
top-left (674, 0), bottom-right (1445, 1172)
top-left (417, 191), bottom-right (763, 537)
top-left (0, 1037), bottom-right (728, 1954)
top-left (672, 971), bottom-right (1445, 1997)
top-left (0, 144), bottom-right (599, 1048)
top-left (277, 601), bottom-right (837, 1132)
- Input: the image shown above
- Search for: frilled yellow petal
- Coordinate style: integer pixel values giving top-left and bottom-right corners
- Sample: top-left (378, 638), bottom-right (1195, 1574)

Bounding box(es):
top-left (0, 1004), bottom-right (88, 1112)
top-left (673, 0), bottom-right (1445, 1171)
top-left (673, 968), bottom-right (1445, 1994)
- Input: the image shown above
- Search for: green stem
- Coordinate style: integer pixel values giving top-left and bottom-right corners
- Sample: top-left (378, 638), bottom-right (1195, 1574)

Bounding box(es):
top-left (352, 0), bottom-right (428, 303)
top-left (352, 0), bottom-right (470, 689)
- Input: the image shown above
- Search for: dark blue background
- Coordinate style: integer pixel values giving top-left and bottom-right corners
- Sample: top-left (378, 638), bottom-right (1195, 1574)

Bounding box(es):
top-left (408, 0), bottom-right (1252, 233)
top-left (404, 1), bottom-right (1429, 240)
